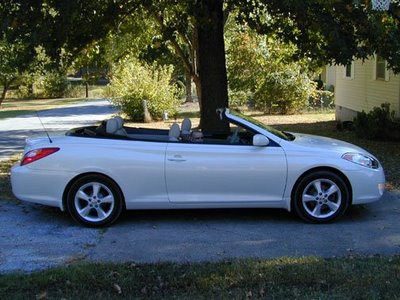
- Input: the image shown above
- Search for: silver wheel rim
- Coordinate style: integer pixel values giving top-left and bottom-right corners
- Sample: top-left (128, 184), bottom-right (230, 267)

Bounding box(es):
top-left (302, 178), bottom-right (342, 219)
top-left (74, 181), bottom-right (115, 223)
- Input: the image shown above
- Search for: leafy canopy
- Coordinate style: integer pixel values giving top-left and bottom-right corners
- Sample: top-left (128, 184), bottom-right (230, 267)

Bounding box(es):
top-left (232, 0), bottom-right (400, 72)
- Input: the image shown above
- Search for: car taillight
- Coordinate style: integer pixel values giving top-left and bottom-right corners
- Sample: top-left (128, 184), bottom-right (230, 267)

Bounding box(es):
top-left (21, 147), bottom-right (60, 166)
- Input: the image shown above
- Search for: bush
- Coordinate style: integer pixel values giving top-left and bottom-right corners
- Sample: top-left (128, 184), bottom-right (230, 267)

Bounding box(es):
top-left (309, 90), bottom-right (335, 109)
top-left (254, 69), bottom-right (317, 114)
top-left (41, 72), bottom-right (71, 98)
top-left (228, 90), bottom-right (251, 109)
top-left (109, 56), bottom-right (180, 121)
top-left (354, 103), bottom-right (400, 141)
top-left (226, 24), bottom-right (317, 114)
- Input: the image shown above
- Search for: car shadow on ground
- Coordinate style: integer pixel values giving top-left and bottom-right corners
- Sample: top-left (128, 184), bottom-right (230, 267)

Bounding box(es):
top-left (118, 205), bottom-right (372, 226)
top-left (1, 199), bottom-right (379, 229)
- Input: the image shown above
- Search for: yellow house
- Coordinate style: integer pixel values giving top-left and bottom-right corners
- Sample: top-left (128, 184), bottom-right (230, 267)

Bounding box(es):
top-left (322, 56), bottom-right (400, 122)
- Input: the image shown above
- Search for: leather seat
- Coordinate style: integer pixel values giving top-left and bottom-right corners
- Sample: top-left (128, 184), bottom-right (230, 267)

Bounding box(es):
top-left (114, 116), bottom-right (128, 136)
top-left (181, 118), bottom-right (192, 135)
top-left (169, 123), bottom-right (181, 141)
top-left (106, 117), bottom-right (128, 137)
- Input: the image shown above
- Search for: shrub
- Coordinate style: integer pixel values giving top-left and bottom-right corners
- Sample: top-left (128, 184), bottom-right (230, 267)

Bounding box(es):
top-left (16, 84), bottom-right (32, 99)
top-left (354, 103), bottom-right (400, 141)
top-left (226, 24), bottom-right (317, 114)
top-left (228, 90), bottom-right (250, 109)
top-left (109, 56), bottom-right (180, 121)
top-left (309, 90), bottom-right (335, 109)
top-left (41, 72), bottom-right (70, 98)
top-left (253, 68), bottom-right (317, 114)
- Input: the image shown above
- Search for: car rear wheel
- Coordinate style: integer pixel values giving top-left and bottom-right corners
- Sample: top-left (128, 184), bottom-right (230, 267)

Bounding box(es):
top-left (66, 174), bottom-right (124, 227)
top-left (293, 171), bottom-right (350, 223)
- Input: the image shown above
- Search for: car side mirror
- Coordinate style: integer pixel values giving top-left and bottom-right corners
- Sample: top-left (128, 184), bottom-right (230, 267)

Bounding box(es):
top-left (253, 134), bottom-right (269, 146)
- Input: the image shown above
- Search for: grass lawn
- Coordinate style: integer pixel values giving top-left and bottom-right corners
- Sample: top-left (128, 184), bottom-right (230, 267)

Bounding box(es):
top-left (1, 256), bottom-right (400, 299)
top-left (1, 100), bottom-right (399, 298)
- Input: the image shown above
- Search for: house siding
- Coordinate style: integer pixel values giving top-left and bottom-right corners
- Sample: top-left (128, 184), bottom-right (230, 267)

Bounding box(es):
top-left (335, 59), bottom-right (400, 122)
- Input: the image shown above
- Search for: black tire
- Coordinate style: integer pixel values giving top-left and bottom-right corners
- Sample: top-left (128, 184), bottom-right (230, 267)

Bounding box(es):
top-left (293, 171), bottom-right (350, 223)
top-left (66, 174), bottom-right (124, 227)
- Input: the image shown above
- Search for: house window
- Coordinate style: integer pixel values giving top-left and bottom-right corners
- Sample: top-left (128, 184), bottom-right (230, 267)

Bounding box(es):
top-left (343, 63), bottom-right (354, 79)
top-left (375, 55), bottom-right (389, 81)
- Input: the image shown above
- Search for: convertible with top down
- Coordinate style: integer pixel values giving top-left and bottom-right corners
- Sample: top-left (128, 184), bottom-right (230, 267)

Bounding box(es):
top-left (11, 108), bottom-right (385, 227)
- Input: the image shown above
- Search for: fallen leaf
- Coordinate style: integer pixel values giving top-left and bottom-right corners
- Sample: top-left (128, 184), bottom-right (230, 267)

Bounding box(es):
top-left (113, 283), bottom-right (122, 295)
top-left (36, 291), bottom-right (47, 300)
top-left (141, 286), bottom-right (148, 294)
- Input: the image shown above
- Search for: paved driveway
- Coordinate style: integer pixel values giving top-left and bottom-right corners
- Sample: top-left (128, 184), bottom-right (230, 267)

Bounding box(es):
top-left (0, 191), bottom-right (399, 273)
top-left (0, 99), bottom-right (117, 160)
top-left (0, 100), bottom-right (399, 273)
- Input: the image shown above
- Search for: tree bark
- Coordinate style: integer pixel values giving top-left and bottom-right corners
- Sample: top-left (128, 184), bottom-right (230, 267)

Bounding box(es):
top-left (196, 0), bottom-right (229, 135)
top-left (185, 69), bottom-right (192, 102)
top-left (0, 79), bottom-right (13, 107)
top-left (0, 87), bottom-right (7, 107)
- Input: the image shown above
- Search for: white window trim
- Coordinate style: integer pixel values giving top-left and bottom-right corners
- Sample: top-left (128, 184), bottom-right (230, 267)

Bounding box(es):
top-left (343, 63), bottom-right (354, 80)
top-left (373, 54), bottom-right (390, 81)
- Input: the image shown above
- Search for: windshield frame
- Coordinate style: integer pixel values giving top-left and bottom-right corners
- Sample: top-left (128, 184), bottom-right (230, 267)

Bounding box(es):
top-left (228, 110), bottom-right (292, 141)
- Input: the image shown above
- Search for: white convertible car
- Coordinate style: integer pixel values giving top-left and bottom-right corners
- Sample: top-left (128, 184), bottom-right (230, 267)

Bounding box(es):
top-left (11, 108), bottom-right (385, 227)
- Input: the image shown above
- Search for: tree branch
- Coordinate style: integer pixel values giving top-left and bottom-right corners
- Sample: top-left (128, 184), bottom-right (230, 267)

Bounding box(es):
top-left (152, 11), bottom-right (196, 78)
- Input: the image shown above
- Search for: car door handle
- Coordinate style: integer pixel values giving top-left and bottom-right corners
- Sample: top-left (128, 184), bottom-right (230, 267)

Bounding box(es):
top-left (168, 155), bottom-right (186, 162)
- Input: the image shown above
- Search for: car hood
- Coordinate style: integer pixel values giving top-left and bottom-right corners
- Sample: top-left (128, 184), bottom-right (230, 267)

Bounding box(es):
top-left (289, 133), bottom-right (368, 155)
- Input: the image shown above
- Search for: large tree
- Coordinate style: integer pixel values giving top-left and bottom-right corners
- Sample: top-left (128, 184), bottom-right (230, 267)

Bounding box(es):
top-left (1, 0), bottom-right (400, 131)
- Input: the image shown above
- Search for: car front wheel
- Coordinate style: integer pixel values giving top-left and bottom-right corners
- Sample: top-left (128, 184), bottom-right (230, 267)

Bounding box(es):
top-left (293, 171), bottom-right (350, 223)
top-left (66, 174), bottom-right (124, 227)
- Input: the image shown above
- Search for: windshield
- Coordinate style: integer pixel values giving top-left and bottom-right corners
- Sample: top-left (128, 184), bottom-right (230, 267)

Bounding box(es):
top-left (230, 110), bottom-right (292, 141)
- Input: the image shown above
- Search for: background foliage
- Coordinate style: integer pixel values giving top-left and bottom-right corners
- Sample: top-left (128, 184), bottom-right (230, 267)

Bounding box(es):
top-left (109, 56), bottom-right (180, 121)
top-left (354, 103), bottom-right (400, 141)
top-left (226, 25), bottom-right (317, 113)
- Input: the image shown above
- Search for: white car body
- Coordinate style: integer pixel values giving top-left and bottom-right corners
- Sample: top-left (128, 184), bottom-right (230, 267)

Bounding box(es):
top-left (11, 109), bottom-right (385, 226)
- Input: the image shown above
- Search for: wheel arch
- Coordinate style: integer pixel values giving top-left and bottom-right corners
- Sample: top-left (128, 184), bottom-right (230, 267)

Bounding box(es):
top-left (290, 167), bottom-right (353, 211)
top-left (62, 172), bottom-right (126, 212)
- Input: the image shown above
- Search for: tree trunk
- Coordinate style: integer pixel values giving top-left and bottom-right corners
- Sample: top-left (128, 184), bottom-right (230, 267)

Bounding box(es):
top-left (0, 89), bottom-right (7, 107)
top-left (0, 81), bottom-right (11, 107)
top-left (185, 70), bottom-right (192, 102)
top-left (193, 73), bottom-right (202, 129)
top-left (196, 0), bottom-right (229, 135)
top-left (85, 81), bottom-right (89, 98)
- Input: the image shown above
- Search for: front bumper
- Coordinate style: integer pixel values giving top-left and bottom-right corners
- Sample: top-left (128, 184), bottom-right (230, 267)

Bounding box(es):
top-left (346, 167), bottom-right (386, 204)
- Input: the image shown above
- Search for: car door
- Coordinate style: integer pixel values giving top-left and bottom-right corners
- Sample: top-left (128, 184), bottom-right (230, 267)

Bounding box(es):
top-left (165, 140), bottom-right (287, 204)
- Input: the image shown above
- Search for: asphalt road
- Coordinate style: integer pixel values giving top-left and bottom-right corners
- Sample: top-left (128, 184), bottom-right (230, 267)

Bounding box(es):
top-left (0, 100), bottom-right (399, 273)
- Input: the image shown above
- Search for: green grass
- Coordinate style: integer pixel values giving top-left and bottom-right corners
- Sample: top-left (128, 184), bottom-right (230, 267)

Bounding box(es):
top-left (1, 256), bottom-right (400, 299)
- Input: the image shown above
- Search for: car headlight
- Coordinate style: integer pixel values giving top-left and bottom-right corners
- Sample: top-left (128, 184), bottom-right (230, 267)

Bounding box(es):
top-left (342, 152), bottom-right (379, 169)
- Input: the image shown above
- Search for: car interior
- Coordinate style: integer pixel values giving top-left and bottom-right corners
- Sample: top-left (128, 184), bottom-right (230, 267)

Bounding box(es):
top-left (66, 116), bottom-right (257, 145)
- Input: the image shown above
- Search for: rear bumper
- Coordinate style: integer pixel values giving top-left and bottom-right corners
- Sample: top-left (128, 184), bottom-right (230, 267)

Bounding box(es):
top-left (11, 164), bottom-right (74, 211)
